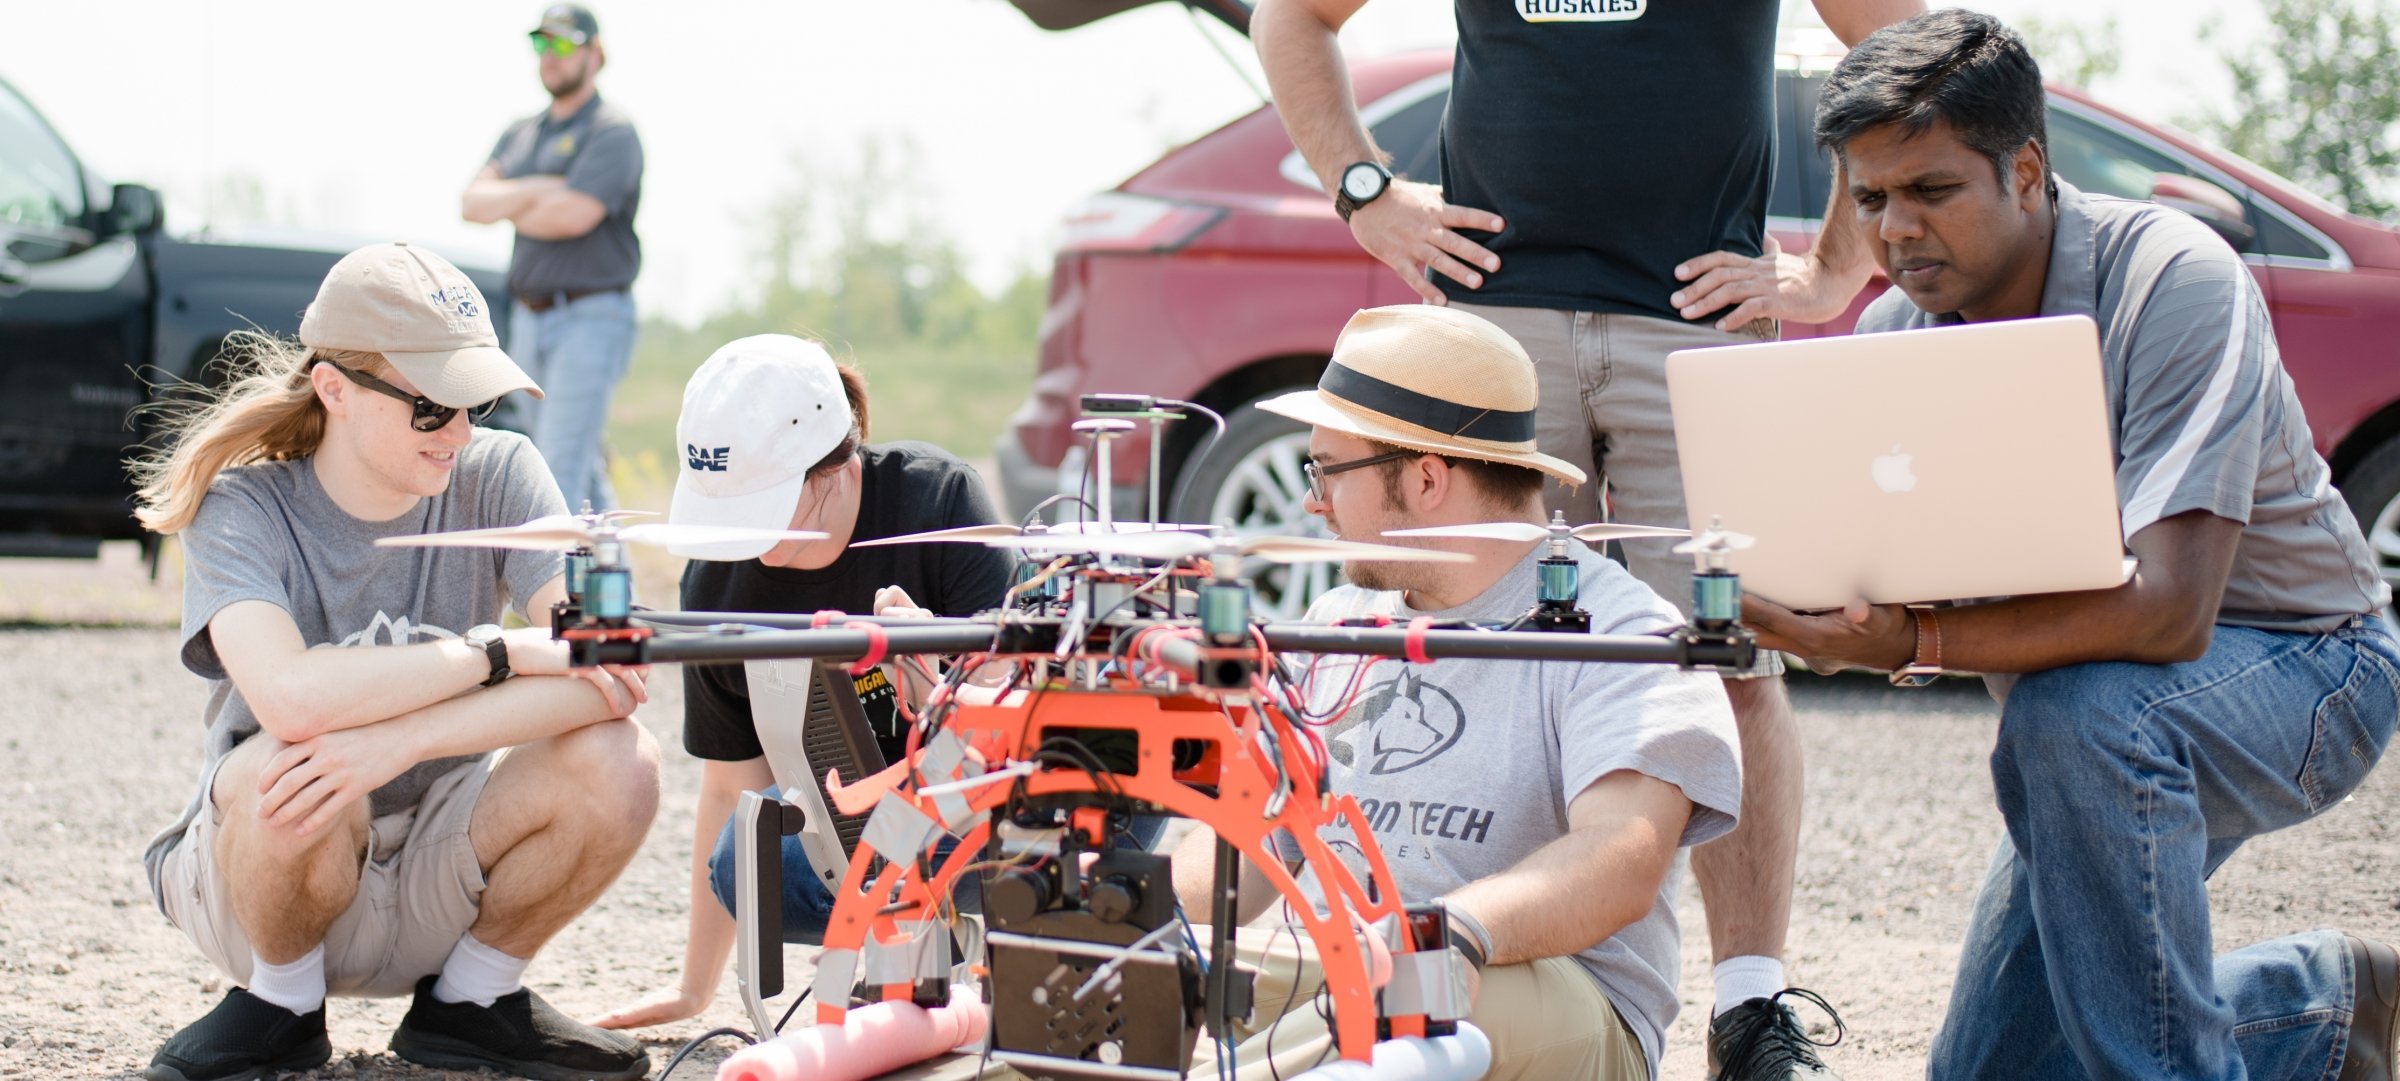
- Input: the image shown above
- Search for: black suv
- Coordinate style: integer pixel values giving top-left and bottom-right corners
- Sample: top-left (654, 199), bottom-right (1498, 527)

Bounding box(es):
top-left (0, 75), bottom-right (509, 561)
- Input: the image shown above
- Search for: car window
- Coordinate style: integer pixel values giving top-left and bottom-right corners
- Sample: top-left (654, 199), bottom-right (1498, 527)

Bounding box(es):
top-left (1372, 89), bottom-right (1448, 185)
top-left (2042, 107), bottom-right (2341, 262)
top-left (0, 82), bottom-right (86, 242)
top-left (2045, 109), bottom-right (2196, 204)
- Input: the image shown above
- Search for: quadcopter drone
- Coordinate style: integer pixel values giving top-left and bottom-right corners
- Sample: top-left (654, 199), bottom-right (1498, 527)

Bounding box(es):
top-left (381, 397), bottom-right (1759, 1081)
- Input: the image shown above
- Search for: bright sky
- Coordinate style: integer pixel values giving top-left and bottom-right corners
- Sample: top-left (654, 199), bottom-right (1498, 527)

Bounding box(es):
top-left (0, 0), bottom-right (2265, 325)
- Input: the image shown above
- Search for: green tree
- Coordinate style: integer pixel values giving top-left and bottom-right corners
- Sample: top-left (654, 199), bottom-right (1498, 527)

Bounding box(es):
top-left (2201, 0), bottom-right (2400, 219)
top-left (2016, 15), bottom-right (2121, 91)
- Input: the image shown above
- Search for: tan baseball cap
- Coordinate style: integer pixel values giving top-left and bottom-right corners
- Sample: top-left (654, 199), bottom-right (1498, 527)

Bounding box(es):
top-left (298, 243), bottom-right (541, 407)
top-left (1258, 305), bottom-right (1585, 486)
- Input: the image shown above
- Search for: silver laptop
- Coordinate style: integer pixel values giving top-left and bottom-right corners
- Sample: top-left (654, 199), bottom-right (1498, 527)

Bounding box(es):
top-left (743, 658), bottom-right (887, 890)
top-left (1665, 314), bottom-right (2126, 611)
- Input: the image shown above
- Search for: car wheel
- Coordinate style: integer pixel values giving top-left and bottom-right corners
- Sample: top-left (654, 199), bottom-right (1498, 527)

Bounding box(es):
top-left (1170, 396), bottom-right (1336, 622)
top-left (2340, 437), bottom-right (2400, 610)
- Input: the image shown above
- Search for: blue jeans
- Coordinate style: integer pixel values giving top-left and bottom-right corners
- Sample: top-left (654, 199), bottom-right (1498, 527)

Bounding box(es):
top-left (508, 290), bottom-right (635, 512)
top-left (1933, 617), bottom-right (2400, 1081)
top-left (706, 786), bottom-right (1166, 942)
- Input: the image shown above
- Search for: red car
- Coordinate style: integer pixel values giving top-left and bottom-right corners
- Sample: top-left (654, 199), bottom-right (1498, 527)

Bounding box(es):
top-left (995, 47), bottom-right (2400, 618)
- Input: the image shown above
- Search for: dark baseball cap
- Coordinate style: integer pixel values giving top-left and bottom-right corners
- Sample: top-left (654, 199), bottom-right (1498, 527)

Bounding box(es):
top-left (531, 4), bottom-right (599, 43)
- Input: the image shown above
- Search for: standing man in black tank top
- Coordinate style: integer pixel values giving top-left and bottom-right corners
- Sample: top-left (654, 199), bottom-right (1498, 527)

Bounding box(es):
top-left (1256, 2), bottom-right (1919, 1077)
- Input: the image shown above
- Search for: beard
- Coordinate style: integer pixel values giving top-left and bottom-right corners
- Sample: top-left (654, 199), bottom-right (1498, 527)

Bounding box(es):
top-left (543, 62), bottom-right (593, 100)
top-left (1340, 556), bottom-right (1440, 596)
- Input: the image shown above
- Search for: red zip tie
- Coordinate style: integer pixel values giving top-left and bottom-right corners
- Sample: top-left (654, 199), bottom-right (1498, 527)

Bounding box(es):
top-left (844, 621), bottom-right (888, 676)
top-left (1404, 616), bottom-right (1434, 665)
top-left (811, 609), bottom-right (843, 629)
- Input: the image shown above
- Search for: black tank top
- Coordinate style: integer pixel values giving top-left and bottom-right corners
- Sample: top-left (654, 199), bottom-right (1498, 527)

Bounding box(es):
top-left (1438, 0), bottom-right (1780, 320)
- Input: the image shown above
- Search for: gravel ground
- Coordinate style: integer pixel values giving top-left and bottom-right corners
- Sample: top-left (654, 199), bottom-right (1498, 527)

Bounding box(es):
top-left (2, 570), bottom-right (2395, 1079)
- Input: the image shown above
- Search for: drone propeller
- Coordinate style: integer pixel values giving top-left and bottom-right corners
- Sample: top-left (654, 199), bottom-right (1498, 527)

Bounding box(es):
top-left (376, 516), bottom-right (827, 553)
top-left (1671, 526), bottom-right (1757, 555)
top-left (1381, 520), bottom-right (1691, 545)
top-left (986, 530), bottom-right (1470, 565)
top-left (848, 521), bottom-right (1214, 549)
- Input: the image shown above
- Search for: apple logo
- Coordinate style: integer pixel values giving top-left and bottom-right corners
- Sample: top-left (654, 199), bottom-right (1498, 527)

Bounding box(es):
top-left (1871, 443), bottom-right (1918, 494)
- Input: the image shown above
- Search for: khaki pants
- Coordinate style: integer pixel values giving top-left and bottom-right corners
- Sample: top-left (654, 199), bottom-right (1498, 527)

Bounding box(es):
top-left (155, 755), bottom-right (492, 998)
top-left (1451, 301), bottom-right (1782, 677)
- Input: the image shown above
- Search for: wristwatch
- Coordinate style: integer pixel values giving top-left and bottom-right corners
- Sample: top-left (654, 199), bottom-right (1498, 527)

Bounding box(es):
top-left (1334, 161), bottom-right (1393, 222)
top-left (464, 624), bottom-right (512, 688)
top-left (1888, 606), bottom-right (1943, 687)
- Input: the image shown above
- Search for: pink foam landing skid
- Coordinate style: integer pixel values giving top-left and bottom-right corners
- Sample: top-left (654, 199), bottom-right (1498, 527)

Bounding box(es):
top-left (715, 995), bottom-right (991, 1081)
top-left (1287, 1020), bottom-right (1492, 1081)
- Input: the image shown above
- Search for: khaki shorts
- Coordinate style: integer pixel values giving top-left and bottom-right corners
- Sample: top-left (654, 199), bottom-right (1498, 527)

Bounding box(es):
top-left (1187, 923), bottom-right (1649, 1081)
top-left (156, 754), bottom-right (492, 998)
top-left (1451, 301), bottom-right (1783, 679)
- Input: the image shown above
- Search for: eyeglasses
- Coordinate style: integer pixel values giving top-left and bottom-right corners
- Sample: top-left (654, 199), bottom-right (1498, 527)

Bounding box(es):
top-left (1303, 451), bottom-right (1416, 503)
top-left (529, 32), bottom-right (581, 57)
top-left (314, 361), bottom-right (502, 433)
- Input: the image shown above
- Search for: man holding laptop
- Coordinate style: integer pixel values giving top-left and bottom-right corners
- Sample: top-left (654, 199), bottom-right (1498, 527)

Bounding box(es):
top-left (1739, 11), bottom-right (2400, 1080)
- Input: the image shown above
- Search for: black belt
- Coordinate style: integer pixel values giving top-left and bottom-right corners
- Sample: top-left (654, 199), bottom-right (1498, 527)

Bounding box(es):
top-left (515, 288), bottom-right (619, 313)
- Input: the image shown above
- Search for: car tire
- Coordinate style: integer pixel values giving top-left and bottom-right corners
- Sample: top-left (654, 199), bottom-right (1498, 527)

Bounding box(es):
top-left (2339, 437), bottom-right (2400, 606)
top-left (1169, 395), bottom-right (1337, 622)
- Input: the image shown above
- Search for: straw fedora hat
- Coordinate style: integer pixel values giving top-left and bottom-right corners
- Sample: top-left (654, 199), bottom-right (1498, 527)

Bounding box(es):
top-left (1257, 305), bottom-right (1585, 487)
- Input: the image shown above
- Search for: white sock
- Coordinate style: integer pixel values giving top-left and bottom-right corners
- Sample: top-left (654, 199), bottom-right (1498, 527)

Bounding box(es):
top-left (1712, 955), bottom-right (1786, 1018)
top-left (431, 934), bottom-right (529, 1008)
top-left (248, 945), bottom-right (326, 1016)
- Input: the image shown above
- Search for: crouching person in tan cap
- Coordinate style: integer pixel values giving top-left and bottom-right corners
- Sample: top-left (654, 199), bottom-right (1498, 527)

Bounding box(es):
top-left (130, 242), bottom-right (659, 1081)
top-left (1166, 305), bottom-right (1742, 1080)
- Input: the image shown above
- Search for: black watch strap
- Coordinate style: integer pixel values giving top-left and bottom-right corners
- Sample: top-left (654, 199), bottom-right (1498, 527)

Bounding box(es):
top-left (467, 625), bottom-right (511, 687)
top-left (1334, 161), bottom-right (1392, 222)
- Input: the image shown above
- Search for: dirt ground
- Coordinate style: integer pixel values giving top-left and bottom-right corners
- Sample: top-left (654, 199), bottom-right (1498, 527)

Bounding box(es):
top-left (3, 549), bottom-right (2396, 1081)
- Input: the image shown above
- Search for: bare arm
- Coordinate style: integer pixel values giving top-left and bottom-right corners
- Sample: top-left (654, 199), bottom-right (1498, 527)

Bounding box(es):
top-left (1253, 0), bottom-right (1504, 304)
top-left (1440, 770), bottom-right (1690, 966)
top-left (596, 755), bottom-right (775, 1028)
top-left (509, 188), bottom-right (609, 241)
top-left (211, 575), bottom-right (581, 743)
top-left (1812, 0), bottom-right (1926, 48)
top-left (461, 162), bottom-right (567, 224)
top-left (1745, 510), bottom-right (2242, 674)
top-left (1668, 0), bottom-right (1922, 328)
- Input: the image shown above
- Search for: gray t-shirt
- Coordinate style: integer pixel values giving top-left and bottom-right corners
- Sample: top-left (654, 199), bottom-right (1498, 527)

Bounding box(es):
top-left (1856, 179), bottom-right (2388, 632)
top-left (1287, 544), bottom-right (1742, 1076)
top-left (488, 94), bottom-right (644, 297)
top-left (142, 429), bottom-right (566, 908)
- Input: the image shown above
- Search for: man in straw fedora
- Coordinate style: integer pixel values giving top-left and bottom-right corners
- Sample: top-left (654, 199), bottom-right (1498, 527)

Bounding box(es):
top-left (1167, 304), bottom-right (1743, 1080)
top-left (131, 242), bottom-right (657, 1081)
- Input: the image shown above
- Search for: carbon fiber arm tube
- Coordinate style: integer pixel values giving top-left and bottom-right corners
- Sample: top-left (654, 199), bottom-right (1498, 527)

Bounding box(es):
top-left (582, 625), bottom-right (1002, 665)
top-left (634, 610), bottom-right (980, 629)
top-left (1256, 624), bottom-right (1755, 668)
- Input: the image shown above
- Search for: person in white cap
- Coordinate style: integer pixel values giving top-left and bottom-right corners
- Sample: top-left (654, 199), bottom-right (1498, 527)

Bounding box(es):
top-left (592, 333), bottom-right (1017, 1031)
top-left (130, 242), bottom-right (657, 1081)
top-left (1167, 305), bottom-right (1742, 1080)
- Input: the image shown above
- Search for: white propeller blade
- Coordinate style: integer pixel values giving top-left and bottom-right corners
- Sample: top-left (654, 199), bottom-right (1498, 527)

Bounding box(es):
top-left (987, 531), bottom-right (1469, 565)
top-left (1671, 529), bottom-right (1757, 555)
top-left (377, 518), bottom-right (826, 553)
top-left (1382, 521), bottom-right (1691, 544)
top-left (619, 524), bottom-right (829, 550)
top-left (850, 521), bottom-right (1215, 549)
top-left (849, 524), bottom-right (1028, 548)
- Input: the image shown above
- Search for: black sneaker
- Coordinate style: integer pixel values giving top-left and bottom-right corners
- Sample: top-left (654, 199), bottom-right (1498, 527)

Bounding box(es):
top-left (1706, 987), bottom-right (1846, 1081)
top-left (389, 975), bottom-right (648, 1081)
top-left (145, 987), bottom-right (331, 1081)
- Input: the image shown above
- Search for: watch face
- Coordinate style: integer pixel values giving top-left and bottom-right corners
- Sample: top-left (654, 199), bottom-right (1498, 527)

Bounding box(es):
top-left (1342, 165), bottom-right (1384, 200)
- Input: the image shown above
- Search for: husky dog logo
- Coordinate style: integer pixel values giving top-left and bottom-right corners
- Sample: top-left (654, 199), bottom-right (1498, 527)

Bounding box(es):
top-left (1345, 670), bottom-right (1467, 775)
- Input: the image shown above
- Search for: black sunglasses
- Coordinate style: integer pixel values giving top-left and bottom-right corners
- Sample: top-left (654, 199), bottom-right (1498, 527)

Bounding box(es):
top-left (313, 360), bottom-right (502, 433)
